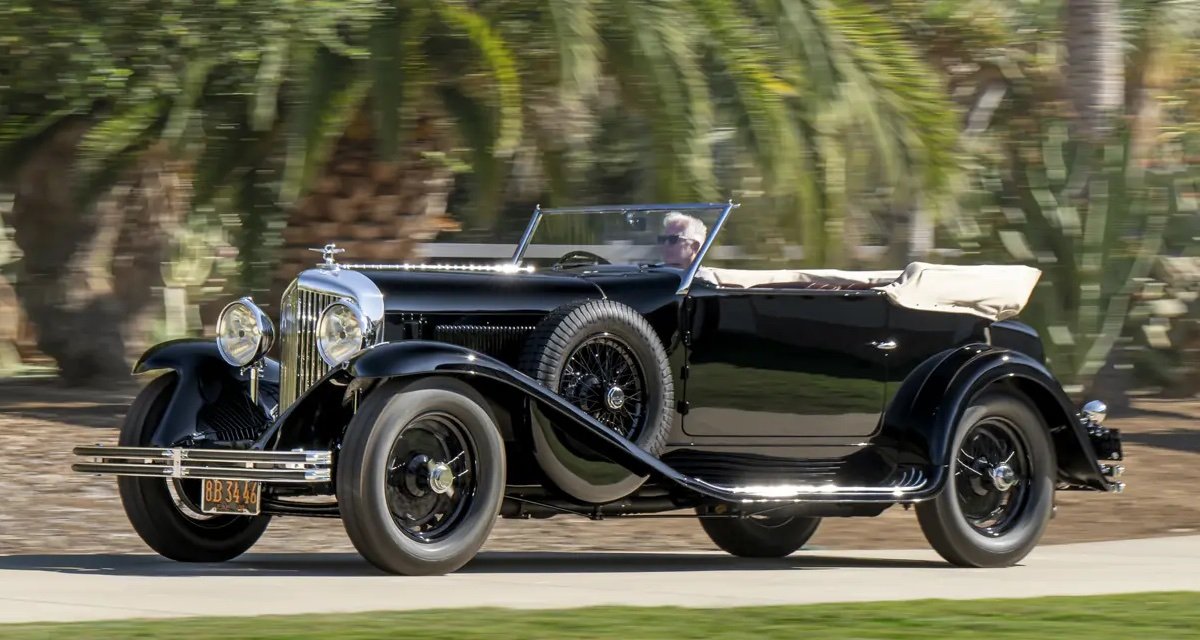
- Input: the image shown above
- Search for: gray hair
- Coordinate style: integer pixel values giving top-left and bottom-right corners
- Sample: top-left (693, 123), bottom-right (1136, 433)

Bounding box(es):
top-left (663, 211), bottom-right (707, 245)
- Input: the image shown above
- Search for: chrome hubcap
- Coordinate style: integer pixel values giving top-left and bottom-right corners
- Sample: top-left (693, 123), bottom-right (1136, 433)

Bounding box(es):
top-left (559, 334), bottom-right (647, 438)
top-left (605, 386), bottom-right (626, 410)
top-left (989, 463), bottom-right (1016, 492)
top-left (426, 461), bottom-right (455, 495)
top-left (385, 412), bottom-right (476, 543)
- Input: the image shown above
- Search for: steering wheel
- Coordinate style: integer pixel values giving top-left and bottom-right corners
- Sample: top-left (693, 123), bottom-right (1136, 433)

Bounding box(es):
top-left (552, 250), bottom-right (611, 270)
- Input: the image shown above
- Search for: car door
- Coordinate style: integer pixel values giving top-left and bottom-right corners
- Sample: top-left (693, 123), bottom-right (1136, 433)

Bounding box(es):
top-left (680, 284), bottom-right (891, 438)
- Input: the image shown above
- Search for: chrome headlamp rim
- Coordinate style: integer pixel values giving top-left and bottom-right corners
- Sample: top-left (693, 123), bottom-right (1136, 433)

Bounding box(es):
top-left (316, 298), bottom-right (368, 366)
top-left (215, 297), bottom-right (275, 367)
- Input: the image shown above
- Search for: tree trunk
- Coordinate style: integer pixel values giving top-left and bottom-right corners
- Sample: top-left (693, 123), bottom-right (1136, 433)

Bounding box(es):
top-left (9, 122), bottom-right (189, 386)
top-left (271, 112), bottom-right (457, 303)
top-left (0, 276), bottom-right (19, 375)
top-left (1065, 0), bottom-right (1125, 141)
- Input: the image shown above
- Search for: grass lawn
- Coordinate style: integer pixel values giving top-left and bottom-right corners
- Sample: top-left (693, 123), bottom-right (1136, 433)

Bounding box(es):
top-left (1, 592), bottom-right (1198, 639)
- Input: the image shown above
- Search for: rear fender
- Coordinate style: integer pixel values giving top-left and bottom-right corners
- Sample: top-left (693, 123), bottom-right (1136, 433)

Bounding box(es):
top-left (132, 339), bottom-right (278, 447)
top-left (881, 344), bottom-right (1110, 492)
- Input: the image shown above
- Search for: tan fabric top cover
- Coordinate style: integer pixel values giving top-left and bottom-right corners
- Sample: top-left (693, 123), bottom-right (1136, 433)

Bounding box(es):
top-left (877, 262), bottom-right (1042, 321)
top-left (699, 261), bottom-right (1042, 322)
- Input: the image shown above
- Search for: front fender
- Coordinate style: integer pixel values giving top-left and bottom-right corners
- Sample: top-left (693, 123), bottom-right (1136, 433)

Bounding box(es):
top-left (132, 339), bottom-right (278, 446)
top-left (134, 338), bottom-right (280, 382)
top-left (349, 340), bottom-right (662, 501)
top-left (881, 344), bottom-right (1110, 492)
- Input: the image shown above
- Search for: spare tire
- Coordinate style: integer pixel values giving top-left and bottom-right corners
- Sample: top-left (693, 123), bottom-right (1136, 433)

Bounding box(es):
top-left (519, 299), bottom-right (674, 502)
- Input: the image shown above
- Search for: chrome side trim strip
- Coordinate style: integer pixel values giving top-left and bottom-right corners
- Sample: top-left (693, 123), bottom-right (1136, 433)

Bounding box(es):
top-left (341, 263), bottom-right (535, 273)
top-left (694, 465), bottom-right (929, 503)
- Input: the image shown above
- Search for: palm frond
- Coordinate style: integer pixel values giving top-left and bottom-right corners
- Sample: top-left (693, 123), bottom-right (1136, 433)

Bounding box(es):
top-left (163, 57), bottom-right (217, 149)
top-left (367, 5), bottom-right (407, 161)
top-left (822, 0), bottom-right (959, 194)
top-left (77, 98), bottom-right (166, 176)
top-left (691, 0), bottom-right (801, 197)
top-left (0, 107), bottom-right (80, 180)
top-left (439, 84), bottom-right (506, 227)
top-left (612, 0), bottom-right (715, 199)
top-left (548, 0), bottom-right (601, 100)
top-left (251, 31), bottom-right (292, 133)
top-left (430, 0), bottom-right (523, 157)
top-left (280, 47), bottom-right (370, 206)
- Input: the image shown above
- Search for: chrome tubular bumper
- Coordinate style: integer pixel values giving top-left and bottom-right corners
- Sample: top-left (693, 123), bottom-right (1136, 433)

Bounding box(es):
top-left (71, 446), bottom-right (333, 483)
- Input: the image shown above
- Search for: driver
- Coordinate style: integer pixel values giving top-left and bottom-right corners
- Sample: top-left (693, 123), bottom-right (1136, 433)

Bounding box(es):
top-left (658, 212), bottom-right (707, 269)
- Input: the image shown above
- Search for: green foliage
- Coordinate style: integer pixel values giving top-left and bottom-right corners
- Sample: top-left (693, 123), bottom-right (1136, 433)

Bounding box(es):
top-left (1, 0), bottom-right (963, 271)
top-left (933, 0), bottom-right (1200, 396)
top-left (954, 122), bottom-right (1193, 392)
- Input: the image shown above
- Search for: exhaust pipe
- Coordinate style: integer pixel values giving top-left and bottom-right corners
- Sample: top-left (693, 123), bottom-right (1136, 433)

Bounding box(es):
top-left (71, 445), bottom-right (333, 483)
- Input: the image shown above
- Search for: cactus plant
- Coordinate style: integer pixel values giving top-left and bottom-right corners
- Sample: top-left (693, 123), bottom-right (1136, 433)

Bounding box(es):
top-left (952, 121), bottom-right (1198, 400)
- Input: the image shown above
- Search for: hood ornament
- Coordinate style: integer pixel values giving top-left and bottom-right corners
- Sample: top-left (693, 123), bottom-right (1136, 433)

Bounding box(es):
top-left (309, 243), bottom-right (345, 269)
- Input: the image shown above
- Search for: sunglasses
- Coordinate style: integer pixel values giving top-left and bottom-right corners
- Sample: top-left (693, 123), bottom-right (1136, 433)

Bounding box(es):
top-left (657, 234), bottom-right (695, 246)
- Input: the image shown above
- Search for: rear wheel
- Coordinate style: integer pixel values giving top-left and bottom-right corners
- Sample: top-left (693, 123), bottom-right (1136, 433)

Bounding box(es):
top-left (697, 511), bottom-right (822, 558)
top-left (337, 377), bottom-right (505, 576)
top-left (916, 392), bottom-right (1055, 568)
top-left (117, 373), bottom-right (271, 562)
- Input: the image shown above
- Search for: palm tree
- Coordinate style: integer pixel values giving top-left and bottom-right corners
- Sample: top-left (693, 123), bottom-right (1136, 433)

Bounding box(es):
top-left (0, 1), bottom-right (385, 383)
top-left (267, 0), bottom-right (963, 281)
top-left (1064, 0), bottom-right (1124, 142)
top-left (1, 0), bottom-right (961, 380)
top-left (910, 0), bottom-right (1200, 400)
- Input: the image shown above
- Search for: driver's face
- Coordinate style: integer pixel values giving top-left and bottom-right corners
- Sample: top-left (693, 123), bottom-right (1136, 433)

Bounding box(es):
top-left (659, 221), bottom-right (699, 268)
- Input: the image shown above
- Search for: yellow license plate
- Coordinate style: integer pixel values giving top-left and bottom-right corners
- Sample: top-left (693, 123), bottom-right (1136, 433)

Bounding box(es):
top-left (200, 478), bottom-right (262, 516)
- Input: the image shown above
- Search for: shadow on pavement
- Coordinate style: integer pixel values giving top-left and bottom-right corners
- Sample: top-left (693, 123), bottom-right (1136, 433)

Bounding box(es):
top-left (1122, 428), bottom-right (1200, 455)
top-left (0, 551), bottom-right (946, 578)
top-left (0, 379), bottom-right (138, 429)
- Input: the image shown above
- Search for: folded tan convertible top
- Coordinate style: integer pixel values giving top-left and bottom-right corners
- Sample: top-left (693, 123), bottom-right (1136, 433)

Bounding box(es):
top-left (699, 261), bottom-right (1042, 322)
top-left (877, 262), bottom-right (1042, 321)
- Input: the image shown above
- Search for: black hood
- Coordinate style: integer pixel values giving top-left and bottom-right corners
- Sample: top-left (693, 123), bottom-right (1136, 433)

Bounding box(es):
top-left (357, 268), bottom-right (604, 315)
top-left (355, 265), bottom-right (684, 318)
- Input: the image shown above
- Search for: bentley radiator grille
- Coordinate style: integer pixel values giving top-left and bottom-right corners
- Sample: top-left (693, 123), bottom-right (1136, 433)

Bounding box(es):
top-left (279, 284), bottom-right (340, 410)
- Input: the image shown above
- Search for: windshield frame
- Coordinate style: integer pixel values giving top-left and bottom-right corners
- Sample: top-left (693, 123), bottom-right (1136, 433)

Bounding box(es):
top-left (510, 201), bottom-right (738, 294)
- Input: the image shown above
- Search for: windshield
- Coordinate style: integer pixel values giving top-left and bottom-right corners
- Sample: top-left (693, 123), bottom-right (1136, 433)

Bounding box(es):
top-left (512, 203), bottom-right (731, 272)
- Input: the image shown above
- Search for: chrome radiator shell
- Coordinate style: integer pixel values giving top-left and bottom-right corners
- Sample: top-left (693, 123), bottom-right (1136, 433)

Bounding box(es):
top-left (277, 269), bottom-right (385, 411)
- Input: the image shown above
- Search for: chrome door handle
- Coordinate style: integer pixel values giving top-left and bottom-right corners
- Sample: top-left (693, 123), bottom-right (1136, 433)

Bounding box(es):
top-left (872, 339), bottom-right (897, 351)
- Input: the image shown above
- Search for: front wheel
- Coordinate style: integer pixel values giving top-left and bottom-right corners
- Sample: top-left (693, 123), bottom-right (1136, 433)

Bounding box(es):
top-left (916, 391), bottom-right (1055, 568)
top-left (696, 510), bottom-right (821, 558)
top-left (117, 374), bottom-right (271, 562)
top-left (337, 377), bottom-right (505, 576)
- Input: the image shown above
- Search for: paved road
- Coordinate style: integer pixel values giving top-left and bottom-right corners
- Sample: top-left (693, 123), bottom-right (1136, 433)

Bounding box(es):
top-left (1, 536), bottom-right (1198, 624)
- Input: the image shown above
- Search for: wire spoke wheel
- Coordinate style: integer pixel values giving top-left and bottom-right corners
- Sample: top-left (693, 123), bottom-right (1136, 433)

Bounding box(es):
top-left (954, 418), bottom-right (1030, 537)
top-left (384, 411), bottom-right (479, 543)
top-left (558, 333), bottom-right (647, 439)
top-left (916, 393), bottom-right (1054, 568)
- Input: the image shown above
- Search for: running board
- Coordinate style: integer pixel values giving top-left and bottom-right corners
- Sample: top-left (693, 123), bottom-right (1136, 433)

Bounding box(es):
top-left (71, 446), bottom-right (332, 483)
top-left (683, 465), bottom-right (933, 504)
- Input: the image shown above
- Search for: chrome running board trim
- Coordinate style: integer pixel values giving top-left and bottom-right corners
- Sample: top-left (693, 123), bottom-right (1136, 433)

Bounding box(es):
top-left (71, 445), bottom-right (332, 483)
top-left (690, 465), bottom-right (930, 503)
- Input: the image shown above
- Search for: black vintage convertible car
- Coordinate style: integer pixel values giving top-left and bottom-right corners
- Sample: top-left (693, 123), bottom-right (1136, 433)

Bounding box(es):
top-left (72, 201), bottom-right (1124, 575)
